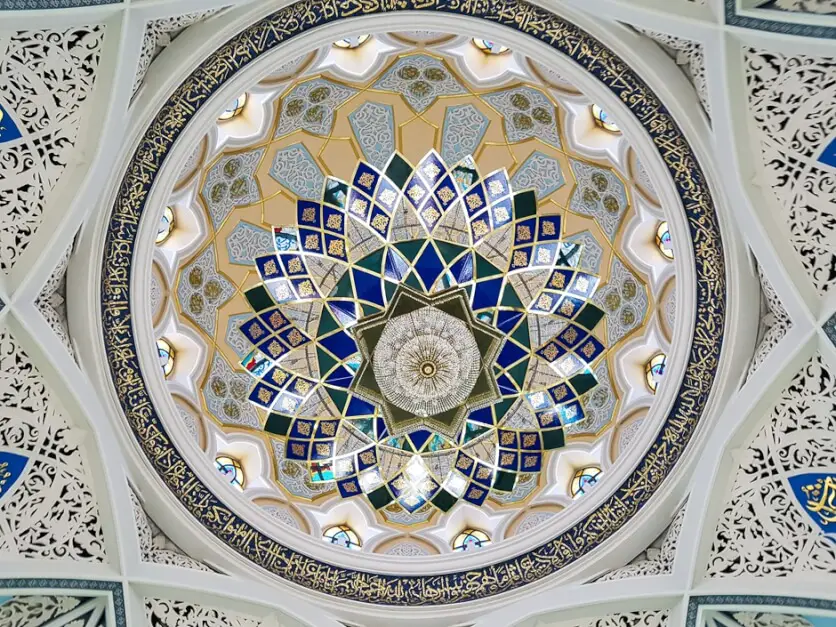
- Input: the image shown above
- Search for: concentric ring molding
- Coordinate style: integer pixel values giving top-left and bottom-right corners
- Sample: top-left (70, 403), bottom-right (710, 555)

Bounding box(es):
top-left (100, 0), bottom-right (727, 606)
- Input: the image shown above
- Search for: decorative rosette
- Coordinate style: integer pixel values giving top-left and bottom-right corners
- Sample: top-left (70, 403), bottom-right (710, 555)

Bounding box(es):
top-left (238, 150), bottom-right (607, 516)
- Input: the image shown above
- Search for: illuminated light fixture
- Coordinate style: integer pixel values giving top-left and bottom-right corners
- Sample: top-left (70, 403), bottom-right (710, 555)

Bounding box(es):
top-left (218, 93), bottom-right (248, 121)
top-left (323, 524), bottom-right (361, 549)
top-left (655, 222), bottom-right (674, 259)
top-left (215, 455), bottom-right (245, 490)
top-left (645, 353), bottom-right (667, 393)
top-left (452, 528), bottom-right (491, 551)
top-left (156, 338), bottom-right (175, 377)
top-left (155, 206), bottom-right (175, 244)
top-left (591, 103), bottom-right (619, 133)
top-left (472, 38), bottom-right (509, 55)
top-left (570, 466), bottom-right (601, 498)
top-left (333, 35), bottom-right (371, 49)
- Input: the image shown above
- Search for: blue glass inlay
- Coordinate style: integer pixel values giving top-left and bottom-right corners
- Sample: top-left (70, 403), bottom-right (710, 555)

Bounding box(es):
top-left (496, 341), bottom-right (527, 368)
top-left (496, 373), bottom-right (517, 395)
top-left (409, 429), bottom-right (432, 451)
top-left (319, 330), bottom-right (358, 360)
top-left (414, 244), bottom-right (445, 289)
top-left (325, 366), bottom-right (355, 388)
top-left (468, 407), bottom-right (494, 425)
top-left (0, 451), bottom-right (28, 501)
top-left (352, 269), bottom-right (385, 307)
top-left (0, 103), bottom-right (22, 143)
top-left (818, 138), bottom-right (836, 169)
top-left (496, 310), bottom-right (524, 332)
top-left (471, 277), bottom-right (503, 311)
top-left (450, 252), bottom-right (474, 284)
top-left (346, 396), bottom-right (376, 417)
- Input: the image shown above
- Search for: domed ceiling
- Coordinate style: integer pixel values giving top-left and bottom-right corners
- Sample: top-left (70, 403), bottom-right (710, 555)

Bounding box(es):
top-left (149, 31), bottom-right (677, 551)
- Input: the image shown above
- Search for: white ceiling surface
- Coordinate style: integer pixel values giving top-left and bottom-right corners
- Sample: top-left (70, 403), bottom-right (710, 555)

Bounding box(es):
top-left (0, 0), bottom-right (834, 625)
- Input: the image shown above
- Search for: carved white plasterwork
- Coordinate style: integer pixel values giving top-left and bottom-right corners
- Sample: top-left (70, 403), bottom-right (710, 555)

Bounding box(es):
top-left (706, 354), bottom-right (836, 578)
top-left (0, 330), bottom-right (107, 562)
top-left (0, 596), bottom-right (108, 627)
top-left (744, 48), bottom-right (836, 295)
top-left (131, 488), bottom-right (211, 571)
top-left (731, 613), bottom-right (813, 627)
top-left (134, 10), bottom-right (222, 93)
top-left (564, 610), bottom-right (670, 627)
top-left (746, 264), bottom-right (791, 381)
top-left (596, 503), bottom-right (686, 581)
top-left (761, 0), bottom-right (836, 13)
top-left (0, 27), bottom-right (105, 272)
top-left (35, 243), bottom-right (75, 360)
top-left (636, 29), bottom-right (709, 116)
top-left (144, 598), bottom-right (267, 627)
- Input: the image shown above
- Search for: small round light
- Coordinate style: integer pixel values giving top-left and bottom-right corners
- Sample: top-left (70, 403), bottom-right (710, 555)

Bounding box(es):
top-left (645, 353), bottom-right (667, 393)
top-left (570, 466), bottom-right (601, 498)
top-left (334, 35), bottom-right (371, 49)
top-left (156, 338), bottom-right (175, 377)
top-left (155, 206), bottom-right (175, 244)
top-left (215, 455), bottom-right (245, 490)
top-left (452, 528), bottom-right (491, 551)
top-left (591, 103), bottom-right (619, 133)
top-left (218, 93), bottom-right (248, 121)
top-left (655, 222), bottom-right (674, 259)
top-left (472, 38), bottom-right (509, 55)
top-left (323, 524), bottom-right (362, 549)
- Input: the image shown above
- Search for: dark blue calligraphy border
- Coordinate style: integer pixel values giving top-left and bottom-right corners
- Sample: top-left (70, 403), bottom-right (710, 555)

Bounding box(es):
top-left (101, 0), bottom-right (727, 605)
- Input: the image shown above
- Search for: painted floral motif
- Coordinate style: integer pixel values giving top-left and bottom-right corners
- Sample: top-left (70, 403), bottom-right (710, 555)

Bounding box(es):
top-left (483, 86), bottom-right (561, 146)
top-left (276, 77), bottom-right (357, 137)
top-left (511, 151), bottom-right (565, 199)
top-left (569, 159), bottom-right (629, 242)
top-left (201, 149), bottom-right (264, 229)
top-left (349, 102), bottom-right (396, 170)
top-left (269, 143), bottom-right (325, 200)
top-left (176, 246), bottom-right (236, 338)
top-left (441, 104), bottom-right (490, 165)
top-left (373, 54), bottom-right (466, 113)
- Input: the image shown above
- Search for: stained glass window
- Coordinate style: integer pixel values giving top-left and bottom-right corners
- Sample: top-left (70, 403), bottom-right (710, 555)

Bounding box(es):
top-left (215, 455), bottom-right (245, 490)
top-left (333, 35), bottom-right (371, 49)
top-left (472, 39), bottom-right (509, 55)
top-left (452, 528), bottom-right (491, 551)
top-left (570, 466), bottom-right (601, 498)
top-left (218, 93), bottom-right (248, 121)
top-left (322, 524), bottom-right (361, 549)
top-left (655, 222), bottom-right (673, 259)
top-left (156, 206), bottom-right (175, 244)
top-left (645, 353), bottom-right (667, 393)
top-left (591, 104), bottom-right (619, 133)
top-left (156, 338), bottom-right (174, 377)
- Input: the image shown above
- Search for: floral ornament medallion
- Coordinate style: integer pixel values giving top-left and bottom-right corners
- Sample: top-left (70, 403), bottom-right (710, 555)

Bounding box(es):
top-left (238, 150), bottom-right (608, 516)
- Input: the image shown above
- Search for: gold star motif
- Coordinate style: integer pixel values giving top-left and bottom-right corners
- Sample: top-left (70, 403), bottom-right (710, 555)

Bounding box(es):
top-left (257, 388), bottom-right (273, 403)
top-left (301, 207), bottom-right (317, 223)
top-left (516, 225), bottom-right (532, 241)
top-left (472, 220), bottom-right (489, 237)
top-left (488, 180), bottom-right (504, 196)
top-left (286, 329), bottom-right (304, 347)
top-left (542, 220), bottom-right (556, 236)
top-left (326, 214), bottom-right (342, 230)
top-left (304, 234), bottom-right (320, 250)
top-left (437, 186), bottom-right (455, 203)
top-left (407, 185), bottom-right (426, 203)
top-left (263, 259), bottom-right (278, 276)
top-left (466, 193), bottom-right (483, 211)
top-left (287, 258), bottom-right (303, 273)
top-left (328, 239), bottom-right (345, 257)
top-left (371, 214), bottom-right (389, 232)
top-left (513, 250), bottom-right (529, 267)
top-left (358, 172), bottom-right (375, 189)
